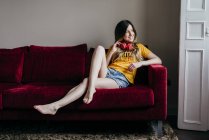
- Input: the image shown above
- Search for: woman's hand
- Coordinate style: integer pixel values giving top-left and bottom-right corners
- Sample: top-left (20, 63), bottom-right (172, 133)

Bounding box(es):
top-left (111, 39), bottom-right (123, 52)
top-left (107, 39), bottom-right (122, 65)
top-left (128, 62), bottom-right (143, 72)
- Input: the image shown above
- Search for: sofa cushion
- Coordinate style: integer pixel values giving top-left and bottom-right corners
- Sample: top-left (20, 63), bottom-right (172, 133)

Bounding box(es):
top-left (0, 47), bottom-right (26, 83)
top-left (77, 85), bottom-right (154, 110)
top-left (2, 84), bottom-right (154, 110)
top-left (0, 83), bottom-right (20, 109)
top-left (2, 83), bottom-right (74, 109)
top-left (22, 44), bottom-right (87, 84)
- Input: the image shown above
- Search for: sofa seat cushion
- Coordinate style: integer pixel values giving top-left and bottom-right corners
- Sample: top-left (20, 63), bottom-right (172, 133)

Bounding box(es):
top-left (22, 44), bottom-right (87, 84)
top-left (76, 85), bottom-right (154, 110)
top-left (2, 84), bottom-right (154, 110)
top-left (0, 83), bottom-right (21, 109)
top-left (2, 83), bottom-right (74, 109)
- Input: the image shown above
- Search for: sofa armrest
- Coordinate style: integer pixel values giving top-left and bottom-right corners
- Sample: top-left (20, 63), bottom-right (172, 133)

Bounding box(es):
top-left (148, 64), bottom-right (167, 117)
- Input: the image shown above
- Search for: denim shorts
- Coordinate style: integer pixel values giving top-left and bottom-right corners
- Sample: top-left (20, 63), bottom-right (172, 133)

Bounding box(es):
top-left (106, 68), bottom-right (130, 88)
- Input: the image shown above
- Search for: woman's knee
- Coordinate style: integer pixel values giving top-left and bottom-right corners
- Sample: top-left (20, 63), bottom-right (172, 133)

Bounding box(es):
top-left (95, 45), bottom-right (105, 54)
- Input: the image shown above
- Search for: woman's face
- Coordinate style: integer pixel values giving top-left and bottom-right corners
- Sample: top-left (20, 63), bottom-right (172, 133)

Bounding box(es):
top-left (123, 24), bottom-right (135, 43)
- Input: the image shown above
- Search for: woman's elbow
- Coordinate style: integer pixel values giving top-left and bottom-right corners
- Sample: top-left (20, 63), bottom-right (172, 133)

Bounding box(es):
top-left (158, 57), bottom-right (162, 64)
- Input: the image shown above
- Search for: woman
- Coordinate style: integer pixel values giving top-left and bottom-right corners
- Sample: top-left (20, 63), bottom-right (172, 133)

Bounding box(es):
top-left (34, 20), bottom-right (162, 115)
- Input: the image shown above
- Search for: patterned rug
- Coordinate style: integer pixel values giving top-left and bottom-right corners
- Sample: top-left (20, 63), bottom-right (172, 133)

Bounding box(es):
top-left (0, 121), bottom-right (178, 140)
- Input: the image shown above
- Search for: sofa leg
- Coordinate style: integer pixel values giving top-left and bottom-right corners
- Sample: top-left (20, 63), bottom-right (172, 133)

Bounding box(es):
top-left (151, 120), bottom-right (163, 138)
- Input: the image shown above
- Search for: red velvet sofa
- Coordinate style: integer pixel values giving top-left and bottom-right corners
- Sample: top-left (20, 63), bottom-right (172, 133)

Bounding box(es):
top-left (0, 44), bottom-right (167, 135)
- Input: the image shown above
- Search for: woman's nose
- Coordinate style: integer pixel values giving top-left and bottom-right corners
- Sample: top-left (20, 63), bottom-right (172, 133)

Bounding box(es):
top-left (129, 32), bottom-right (134, 36)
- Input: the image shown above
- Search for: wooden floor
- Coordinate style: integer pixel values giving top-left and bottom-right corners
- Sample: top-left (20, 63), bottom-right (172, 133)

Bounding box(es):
top-left (167, 116), bottom-right (209, 140)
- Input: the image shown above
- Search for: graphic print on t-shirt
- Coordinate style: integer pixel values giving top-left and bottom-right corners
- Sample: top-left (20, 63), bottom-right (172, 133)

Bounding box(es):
top-left (120, 51), bottom-right (135, 62)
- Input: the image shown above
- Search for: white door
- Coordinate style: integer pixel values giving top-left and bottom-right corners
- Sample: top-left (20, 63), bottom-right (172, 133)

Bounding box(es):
top-left (178, 0), bottom-right (209, 131)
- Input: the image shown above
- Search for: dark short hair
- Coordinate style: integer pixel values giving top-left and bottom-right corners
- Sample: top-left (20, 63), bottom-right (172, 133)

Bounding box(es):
top-left (114, 20), bottom-right (137, 42)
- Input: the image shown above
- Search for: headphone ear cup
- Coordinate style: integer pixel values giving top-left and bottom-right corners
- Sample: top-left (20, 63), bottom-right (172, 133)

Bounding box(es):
top-left (126, 44), bottom-right (130, 49)
top-left (119, 43), bottom-right (133, 50)
top-left (127, 43), bottom-right (133, 50)
top-left (119, 43), bottom-right (126, 49)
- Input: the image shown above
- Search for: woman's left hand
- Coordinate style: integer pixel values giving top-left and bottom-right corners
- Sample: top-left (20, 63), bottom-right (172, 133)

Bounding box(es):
top-left (128, 62), bottom-right (143, 72)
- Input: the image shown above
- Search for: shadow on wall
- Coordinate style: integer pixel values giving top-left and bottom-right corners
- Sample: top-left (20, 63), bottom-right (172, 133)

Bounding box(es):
top-left (146, 0), bottom-right (180, 115)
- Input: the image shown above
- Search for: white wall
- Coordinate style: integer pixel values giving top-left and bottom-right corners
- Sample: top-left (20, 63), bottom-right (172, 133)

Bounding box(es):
top-left (0, 0), bottom-right (180, 115)
top-left (0, 0), bottom-right (147, 48)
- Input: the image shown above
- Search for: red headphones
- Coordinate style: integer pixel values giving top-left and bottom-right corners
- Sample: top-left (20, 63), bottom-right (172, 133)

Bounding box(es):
top-left (118, 42), bottom-right (134, 51)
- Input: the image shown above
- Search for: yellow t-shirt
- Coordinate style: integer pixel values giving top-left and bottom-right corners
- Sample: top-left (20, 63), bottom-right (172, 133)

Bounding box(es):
top-left (107, 43), bottom-right (151, 84)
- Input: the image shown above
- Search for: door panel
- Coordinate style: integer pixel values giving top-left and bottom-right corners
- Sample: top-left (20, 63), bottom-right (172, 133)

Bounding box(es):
top-left (178, 0), bottom-right (209, 131)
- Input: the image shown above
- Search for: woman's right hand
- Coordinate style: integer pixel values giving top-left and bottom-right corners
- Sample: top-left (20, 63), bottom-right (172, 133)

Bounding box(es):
top-left (107, 39), bottom-right (122, 65)
top-left (112, 39), bottom-right (123, 52)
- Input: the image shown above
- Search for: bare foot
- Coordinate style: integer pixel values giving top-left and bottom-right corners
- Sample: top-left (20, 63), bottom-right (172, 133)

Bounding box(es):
top-left (83, 88), bottom-right (96, 104)
top-left (34, 104), bottom-right (58, 115)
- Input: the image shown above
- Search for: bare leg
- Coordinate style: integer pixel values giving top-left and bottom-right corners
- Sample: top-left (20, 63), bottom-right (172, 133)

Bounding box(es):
top-left (34, 77), bottom-right (118, 115)
top-left (83, 46), bottom-right (108, 104)
top-left (34, 46), bottom-right (117, 115)
top-left (34, 78), bottom-right (89, 115)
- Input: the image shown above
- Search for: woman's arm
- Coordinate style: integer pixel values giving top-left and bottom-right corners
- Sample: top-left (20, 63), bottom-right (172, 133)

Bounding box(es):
top-left (140, 52), bottom-right (162, 66)
top-left (128, 52), bottom-right (162, 71)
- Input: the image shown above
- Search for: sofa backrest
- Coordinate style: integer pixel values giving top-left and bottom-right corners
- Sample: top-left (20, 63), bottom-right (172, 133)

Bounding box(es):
top-left (22, 44), bottom-right (87, 84)
top-left (0, 44), bottom-right (147, 85)
top-left (0, 47), bottom-right (27, 83)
